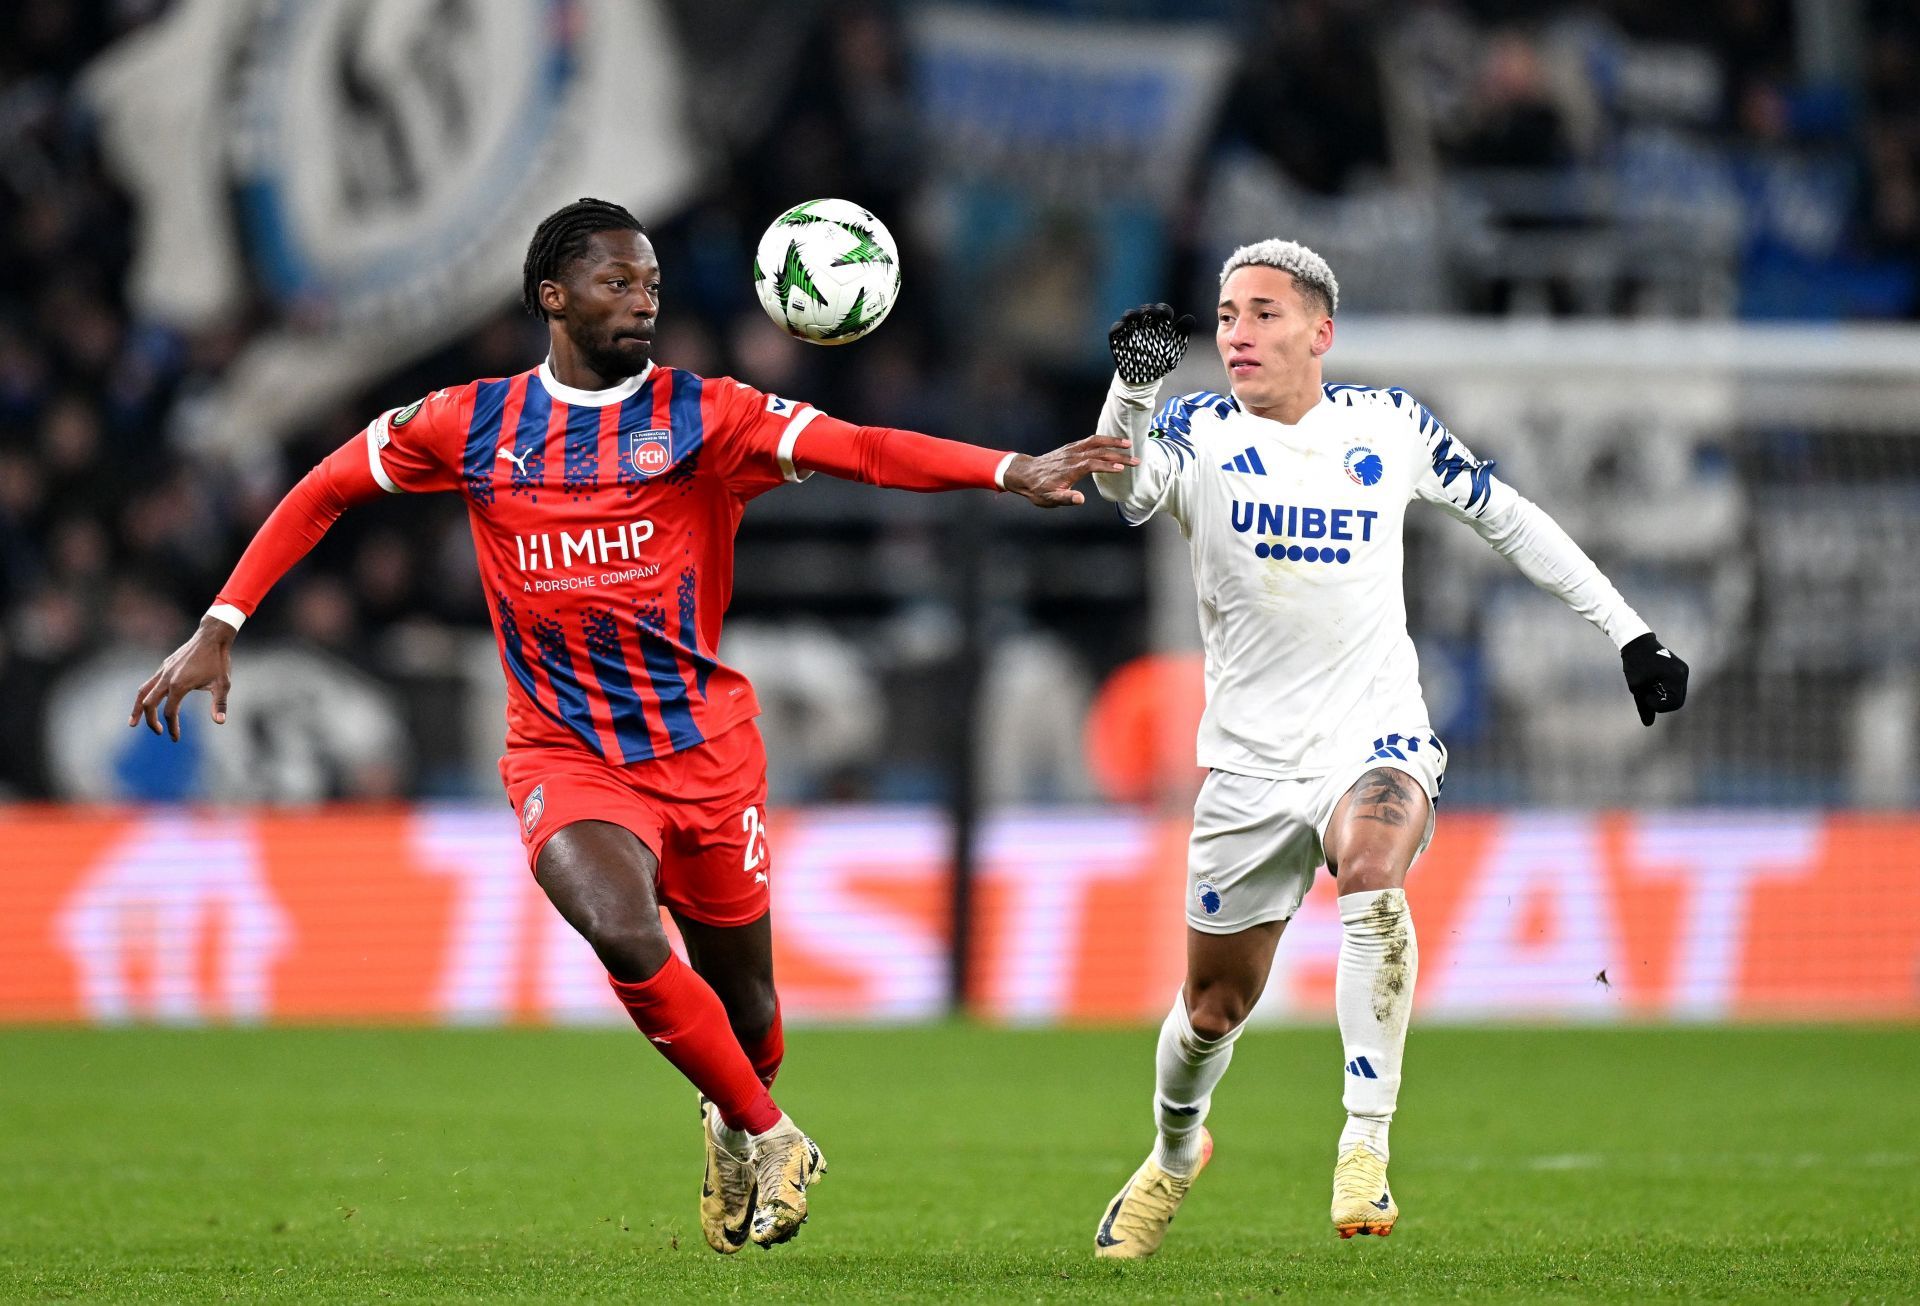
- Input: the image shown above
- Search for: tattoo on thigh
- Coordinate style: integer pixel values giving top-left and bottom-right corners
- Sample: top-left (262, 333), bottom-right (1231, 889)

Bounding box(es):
top-left (1351, 767), bottom-right (1416, 828)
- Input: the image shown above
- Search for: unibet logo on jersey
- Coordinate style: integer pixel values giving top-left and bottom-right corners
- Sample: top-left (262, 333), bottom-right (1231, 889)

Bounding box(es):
top-left (1230, 502), bottom-right (1379, 564)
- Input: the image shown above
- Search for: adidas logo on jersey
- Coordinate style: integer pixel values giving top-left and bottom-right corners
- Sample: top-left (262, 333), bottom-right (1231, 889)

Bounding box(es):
top-left (1221, 447), bottom-right (1267, 475)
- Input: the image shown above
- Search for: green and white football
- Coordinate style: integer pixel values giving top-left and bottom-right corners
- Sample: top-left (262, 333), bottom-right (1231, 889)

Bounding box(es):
top-left (751, 198), bottom-right (900, 345)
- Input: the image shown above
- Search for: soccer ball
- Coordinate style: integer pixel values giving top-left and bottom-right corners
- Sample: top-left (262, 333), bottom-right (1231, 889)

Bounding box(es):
top-left (752, 199), bottom-right (900, 345)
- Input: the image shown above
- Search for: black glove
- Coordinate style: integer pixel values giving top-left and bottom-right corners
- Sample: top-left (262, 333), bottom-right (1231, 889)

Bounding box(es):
top-left (1621, 632), bottom-right (1688, 726)
top-left (1108, 303), bottom-right (1195, 387)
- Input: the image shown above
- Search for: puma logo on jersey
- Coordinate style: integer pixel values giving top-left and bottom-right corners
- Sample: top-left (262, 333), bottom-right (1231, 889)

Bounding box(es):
top-left (497, 447), bottom-right (532, 475)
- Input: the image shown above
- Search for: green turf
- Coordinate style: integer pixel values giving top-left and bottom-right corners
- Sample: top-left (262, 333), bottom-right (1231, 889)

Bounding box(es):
top-left (1, 1025), bottom-right (1915, 1302)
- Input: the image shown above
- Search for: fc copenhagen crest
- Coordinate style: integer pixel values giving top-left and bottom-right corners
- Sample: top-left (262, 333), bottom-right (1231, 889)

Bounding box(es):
top-left (626, 428), bottom-right (673, 479)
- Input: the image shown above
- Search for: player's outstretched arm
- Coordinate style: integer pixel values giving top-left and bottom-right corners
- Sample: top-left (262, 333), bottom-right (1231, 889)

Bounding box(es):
top-left (1408, 398), bottom-right (1689, 727)
top-left (1437, 489), bottom-right (1691, 725)
top-left (128, 431), bottom-right (387, 740)
top-left (784, 413), bottom-right (1132, 503)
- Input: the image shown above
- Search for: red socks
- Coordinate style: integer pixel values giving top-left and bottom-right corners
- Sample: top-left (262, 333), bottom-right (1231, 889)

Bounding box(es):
top-left (608, 956), bottom-right (781, 1135)
top-left (745, 998), bottom-right (785, 1087)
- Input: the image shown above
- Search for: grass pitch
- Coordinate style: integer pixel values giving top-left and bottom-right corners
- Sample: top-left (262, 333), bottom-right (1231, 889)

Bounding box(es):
top-left (1, 1024), bottom-right (1914, 1302)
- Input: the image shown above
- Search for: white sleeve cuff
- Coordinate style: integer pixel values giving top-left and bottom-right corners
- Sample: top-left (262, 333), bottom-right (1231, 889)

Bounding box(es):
top-left (775, 407), bottom-right (823, 483)
top-left (993, 452), bottom-right (1018, 491)
top-left (1109, 372), bottom-right (1162, 407)
top-left (366, 411), bottom-right (402, 494)
top-left (1611, 614), bottom-right (1654, 650)
top-left (205, 603), bottom-right (247, 631)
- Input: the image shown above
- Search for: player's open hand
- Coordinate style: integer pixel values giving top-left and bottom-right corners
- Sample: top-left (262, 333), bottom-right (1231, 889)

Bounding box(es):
top-left (1002, 435), bottom-right (1139, 508)
top-left (1109, 303), bottom-right (1195, 387)
top-left (128, 616), bottom-right (237, 741)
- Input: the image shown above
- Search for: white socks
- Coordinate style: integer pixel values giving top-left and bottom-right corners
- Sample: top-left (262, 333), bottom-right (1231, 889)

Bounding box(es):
top-left (1142, 888), bottom-right (1416, 1175)
top-left (1335, 887), bottom-right (1418, 1162)
top-left (715, 1116), bottom-right (753, 1155)
top-left (1150, 992), bottom-right (1242, 1178)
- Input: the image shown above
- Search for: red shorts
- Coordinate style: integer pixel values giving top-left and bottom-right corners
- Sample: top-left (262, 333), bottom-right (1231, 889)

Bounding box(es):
top-left (498, 721), bottom-right (773, 927)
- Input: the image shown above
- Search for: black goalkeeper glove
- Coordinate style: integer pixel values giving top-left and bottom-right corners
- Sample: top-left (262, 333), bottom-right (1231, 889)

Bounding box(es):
top-left (1621, 632), bottom-right (1689, 726)
top-left (1108, 302), bottom-right (1195, 387)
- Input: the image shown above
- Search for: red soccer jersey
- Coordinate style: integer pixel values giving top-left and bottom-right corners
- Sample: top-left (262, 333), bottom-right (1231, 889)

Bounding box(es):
top-left (208, 359), bottom-right (1012, 766)
top-left (369, 362), bottom-right (860, 763)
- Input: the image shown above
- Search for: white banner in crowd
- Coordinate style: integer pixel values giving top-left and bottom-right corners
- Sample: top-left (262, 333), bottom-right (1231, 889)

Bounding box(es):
top-left (85, 0), bottom-right (697, 454)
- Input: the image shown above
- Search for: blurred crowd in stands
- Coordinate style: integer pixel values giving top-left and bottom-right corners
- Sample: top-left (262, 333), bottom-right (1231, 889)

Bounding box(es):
top-left (1, 0), bottom-right (1915, 804)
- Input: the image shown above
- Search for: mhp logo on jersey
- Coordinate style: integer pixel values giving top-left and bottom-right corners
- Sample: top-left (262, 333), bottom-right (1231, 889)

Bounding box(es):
top-left (626, 429), bottom-right (673, 479)
top-left (1344, 446), bottom-right (1384, 486)
top-left (522, 785), bottom-right (545, 836)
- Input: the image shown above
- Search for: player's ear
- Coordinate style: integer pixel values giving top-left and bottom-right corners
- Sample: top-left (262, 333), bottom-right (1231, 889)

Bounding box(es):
top-left (538, 279), bottom-right (568, 319)
top-left (1311, 314), bottom-right (1335, 359)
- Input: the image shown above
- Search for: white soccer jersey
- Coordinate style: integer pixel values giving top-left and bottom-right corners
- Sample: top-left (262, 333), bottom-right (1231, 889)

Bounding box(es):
top-left (1093, 375), bottom-right (1650, 781)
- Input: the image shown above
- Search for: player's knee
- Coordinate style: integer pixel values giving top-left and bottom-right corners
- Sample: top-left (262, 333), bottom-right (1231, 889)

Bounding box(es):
top-left (1187, 1005), bottom-right (1241, 1043)
top-left (585, 918), bottom-right (673, 983)
top-left (725, 980), bottom-right (778, 1045)
top-left (1334, 852), bottom-right (1403, 893)
top-left (1186, 986), bottom-right (1252, 1042)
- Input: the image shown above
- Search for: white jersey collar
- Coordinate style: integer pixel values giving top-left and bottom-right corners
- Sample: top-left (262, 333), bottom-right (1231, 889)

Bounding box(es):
top-left (1241, 393), bottom-right (1324, 429)
top-left (537, 358), bottom-right (654, 407)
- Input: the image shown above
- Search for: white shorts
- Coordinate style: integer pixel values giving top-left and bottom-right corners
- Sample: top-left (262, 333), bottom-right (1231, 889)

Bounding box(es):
top-left (1186, 730), bottom-right (1447, 934)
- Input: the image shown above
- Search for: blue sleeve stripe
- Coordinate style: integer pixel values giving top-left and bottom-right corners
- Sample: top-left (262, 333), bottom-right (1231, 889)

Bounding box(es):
top-left (1429, 430), bottom-right (1496, 513)
top-left (1151, 390), bottom-right (1230, 443)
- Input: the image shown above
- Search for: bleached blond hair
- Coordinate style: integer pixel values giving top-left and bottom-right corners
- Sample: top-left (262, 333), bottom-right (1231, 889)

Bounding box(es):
top-left (1219, 239), bottom-right (1339, 316)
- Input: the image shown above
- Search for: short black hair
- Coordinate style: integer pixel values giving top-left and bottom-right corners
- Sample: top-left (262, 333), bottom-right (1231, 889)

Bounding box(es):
top-left (521, 198), bottom-right (645, 319)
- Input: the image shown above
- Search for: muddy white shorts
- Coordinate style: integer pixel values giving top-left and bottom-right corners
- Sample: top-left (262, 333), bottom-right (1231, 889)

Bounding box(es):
top-left (1186, 730), bottom-right (1447, 934)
